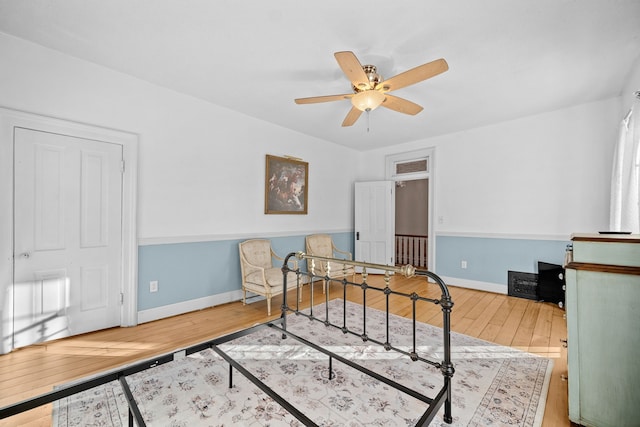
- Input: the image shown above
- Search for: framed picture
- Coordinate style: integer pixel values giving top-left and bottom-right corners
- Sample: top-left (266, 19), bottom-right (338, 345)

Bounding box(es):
top-left (265, 155), bottom-right (308, 214)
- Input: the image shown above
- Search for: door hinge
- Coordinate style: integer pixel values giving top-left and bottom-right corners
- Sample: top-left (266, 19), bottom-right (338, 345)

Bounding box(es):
top-left (120, 292), bottom-right (124, 305)
top-left (120, 160), bottom-right (125, 173)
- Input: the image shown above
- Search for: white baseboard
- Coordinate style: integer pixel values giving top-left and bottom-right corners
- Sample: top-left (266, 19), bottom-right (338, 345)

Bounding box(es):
top-left (137, 290), bottom-right (244, 324)
top-left (136, 280), bottom-right (311, 324)
top-left (439, 276), bottom-right (507, 295)
top-left (136, 277), bottom-right (504, 325)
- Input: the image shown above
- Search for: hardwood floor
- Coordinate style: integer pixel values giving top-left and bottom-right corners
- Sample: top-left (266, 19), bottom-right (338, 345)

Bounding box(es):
top-left (0, 275), bottom-right (569, 426)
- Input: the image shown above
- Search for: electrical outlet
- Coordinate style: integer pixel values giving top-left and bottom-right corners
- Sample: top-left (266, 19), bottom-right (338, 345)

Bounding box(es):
top-left (150, 280), bottom-right (158, 292)
top-left (461, 260), bottom-right (467, 269)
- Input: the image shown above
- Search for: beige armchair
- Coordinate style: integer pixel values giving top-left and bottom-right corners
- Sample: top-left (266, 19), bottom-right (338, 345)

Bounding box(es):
top-left (305, 234), bottom-right (356, 292)
top-left (238, 239), bottom-right (299, 315)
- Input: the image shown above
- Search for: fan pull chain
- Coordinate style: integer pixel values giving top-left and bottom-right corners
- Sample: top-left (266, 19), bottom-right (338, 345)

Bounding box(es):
top-left (366, 110), bottom-right (370, 132)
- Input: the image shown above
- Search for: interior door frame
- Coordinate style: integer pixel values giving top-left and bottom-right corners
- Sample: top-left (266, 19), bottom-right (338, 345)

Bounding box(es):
top-left (0, 107), bottom-right (138, 354)
top-left (385, 147), bottom-right (435, 271)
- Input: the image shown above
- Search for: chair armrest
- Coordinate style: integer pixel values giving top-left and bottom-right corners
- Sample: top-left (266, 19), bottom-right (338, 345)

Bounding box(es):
top-left (241, 259), bottom-right (267, 278)
top-left (271, 249), bottom-right (299, 270)
top-left (331, 245), bottom-right (352, 260)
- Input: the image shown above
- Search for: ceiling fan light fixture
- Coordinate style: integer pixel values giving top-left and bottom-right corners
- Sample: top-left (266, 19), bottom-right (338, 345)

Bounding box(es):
top-left (296, 52), bottom-right (448, 126)
top-left (351, 90), bottom-right (385, 111)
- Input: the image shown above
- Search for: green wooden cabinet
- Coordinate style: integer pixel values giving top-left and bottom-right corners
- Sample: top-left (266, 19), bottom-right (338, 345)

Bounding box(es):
top-left (565, 234), bottom-right (640, 427)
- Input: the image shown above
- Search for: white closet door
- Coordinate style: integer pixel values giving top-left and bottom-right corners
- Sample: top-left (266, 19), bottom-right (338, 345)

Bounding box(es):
top-left (13, 128), bottom-right (123, 349)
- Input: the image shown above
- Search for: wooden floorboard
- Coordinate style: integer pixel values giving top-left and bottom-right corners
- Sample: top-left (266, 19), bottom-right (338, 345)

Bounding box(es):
top-left (493, 297), bottom-right (528, 346)
top-left (0, 275), bottom-right (569, 426)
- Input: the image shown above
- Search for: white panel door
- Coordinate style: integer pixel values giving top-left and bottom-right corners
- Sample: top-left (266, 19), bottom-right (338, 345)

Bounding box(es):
top-left (354, 181), bottom-right (395, 272)
top-left (13, 128), bottom-right (123, 349)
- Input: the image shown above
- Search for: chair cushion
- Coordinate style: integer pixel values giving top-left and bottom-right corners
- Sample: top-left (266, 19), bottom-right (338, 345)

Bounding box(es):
top-left (246, 268), bottom-right (297, 292)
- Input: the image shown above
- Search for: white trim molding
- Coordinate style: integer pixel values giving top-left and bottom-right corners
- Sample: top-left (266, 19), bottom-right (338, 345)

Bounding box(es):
top-left (385, 147), bottom-right (437, 272)
top-left (439, 276), bottom-right (507, 294)
top-left (137, 278), bottom-right (311, 324)
top-left (137, 290), bottom-right (244, 324)
top-left (138, 228), bottom-right (353, 246)
top-left (385, 147), bottom-right (434, 180)
top-left (435, 231), bottom-right (571, 241)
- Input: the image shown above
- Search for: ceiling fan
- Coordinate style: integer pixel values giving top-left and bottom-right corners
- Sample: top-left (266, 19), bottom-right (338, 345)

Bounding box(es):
top-left (294, 51), bottom-right (448, 127)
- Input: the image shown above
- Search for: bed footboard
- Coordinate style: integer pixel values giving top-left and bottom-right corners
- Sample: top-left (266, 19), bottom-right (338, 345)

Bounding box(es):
top-left (281, 252), bottom-right (455, 425)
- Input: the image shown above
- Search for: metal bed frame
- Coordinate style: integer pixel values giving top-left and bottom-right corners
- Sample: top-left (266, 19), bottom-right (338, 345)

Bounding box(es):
top-left (0, 252), bottom-right (454, 426)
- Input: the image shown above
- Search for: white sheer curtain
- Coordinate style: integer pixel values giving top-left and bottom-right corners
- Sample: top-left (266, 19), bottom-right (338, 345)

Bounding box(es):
top-left (610, 96), bottom-right (640, 233)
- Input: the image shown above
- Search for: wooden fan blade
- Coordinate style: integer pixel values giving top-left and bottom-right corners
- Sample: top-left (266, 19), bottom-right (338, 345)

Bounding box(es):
top-left (342, 107), bottom-right (363, 127)
top-left (381, 94), bottom-right (424, 115)
top-left (295, 93), bottom-right (353, 104)
top-left (334, 51), bottom-right (371, 90)
top-left (376, 58), bottom-right (448, 92)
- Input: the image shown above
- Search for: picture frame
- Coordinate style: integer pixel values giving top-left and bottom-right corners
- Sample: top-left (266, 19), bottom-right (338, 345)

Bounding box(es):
top-left (265, 155), bottom-right (308, 214)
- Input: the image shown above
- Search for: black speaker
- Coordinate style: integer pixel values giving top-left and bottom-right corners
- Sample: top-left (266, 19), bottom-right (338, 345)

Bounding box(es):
top-left (537, 262), bottom-right (565, 307)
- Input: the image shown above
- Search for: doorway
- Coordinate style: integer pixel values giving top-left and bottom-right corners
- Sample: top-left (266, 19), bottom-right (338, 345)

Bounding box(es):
top-left (395, 179), bottom-right (428, 268)
top-left (385, 148), bottom-right (434, 271)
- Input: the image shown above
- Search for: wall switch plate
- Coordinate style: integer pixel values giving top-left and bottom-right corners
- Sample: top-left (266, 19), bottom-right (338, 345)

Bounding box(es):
top-left (461, 260), bottom-right (467, 269)
top-left (150, 280), bottom-right (158, 292)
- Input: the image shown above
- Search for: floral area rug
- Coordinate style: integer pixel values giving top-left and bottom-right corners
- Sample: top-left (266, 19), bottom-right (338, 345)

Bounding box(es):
top-left (53, 299), bottom-right (552, 426)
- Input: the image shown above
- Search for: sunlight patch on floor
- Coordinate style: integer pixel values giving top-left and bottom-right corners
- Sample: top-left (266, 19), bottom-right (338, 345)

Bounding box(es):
top-left (42, 340), bottom-right (164, 356)
top-left (513, 345), bottom-right (562, 358)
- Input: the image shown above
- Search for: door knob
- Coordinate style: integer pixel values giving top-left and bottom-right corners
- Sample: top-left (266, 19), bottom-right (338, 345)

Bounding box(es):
top-left (19, 252), bottom-right (31, 259)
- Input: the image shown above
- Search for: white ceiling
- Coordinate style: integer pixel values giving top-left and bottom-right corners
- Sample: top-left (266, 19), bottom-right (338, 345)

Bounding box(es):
top-left (1, 0), bottom-right (639, 151)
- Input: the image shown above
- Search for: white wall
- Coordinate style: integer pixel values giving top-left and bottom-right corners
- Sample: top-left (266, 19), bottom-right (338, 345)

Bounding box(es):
top-left (621, 55), bottom-right (640, 109)
top-left (360, 97), bottom-right (622, 238)
top-left (0, 33), bottom-right (358, 241)
top-left (3, 30), bottom-right (628, 243)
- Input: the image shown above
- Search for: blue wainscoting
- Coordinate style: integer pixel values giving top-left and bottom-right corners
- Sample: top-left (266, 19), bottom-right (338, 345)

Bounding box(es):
top-left (137, 232), bottom-right (354, 315)
top-left (435, 235), bottom-right (569, 291)
top-left (138, 232), bottom-right (561, 319)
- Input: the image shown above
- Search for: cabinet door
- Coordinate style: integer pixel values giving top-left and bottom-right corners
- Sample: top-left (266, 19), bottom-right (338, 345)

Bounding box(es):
top-left (566, 268), bottom-right (640, 427)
